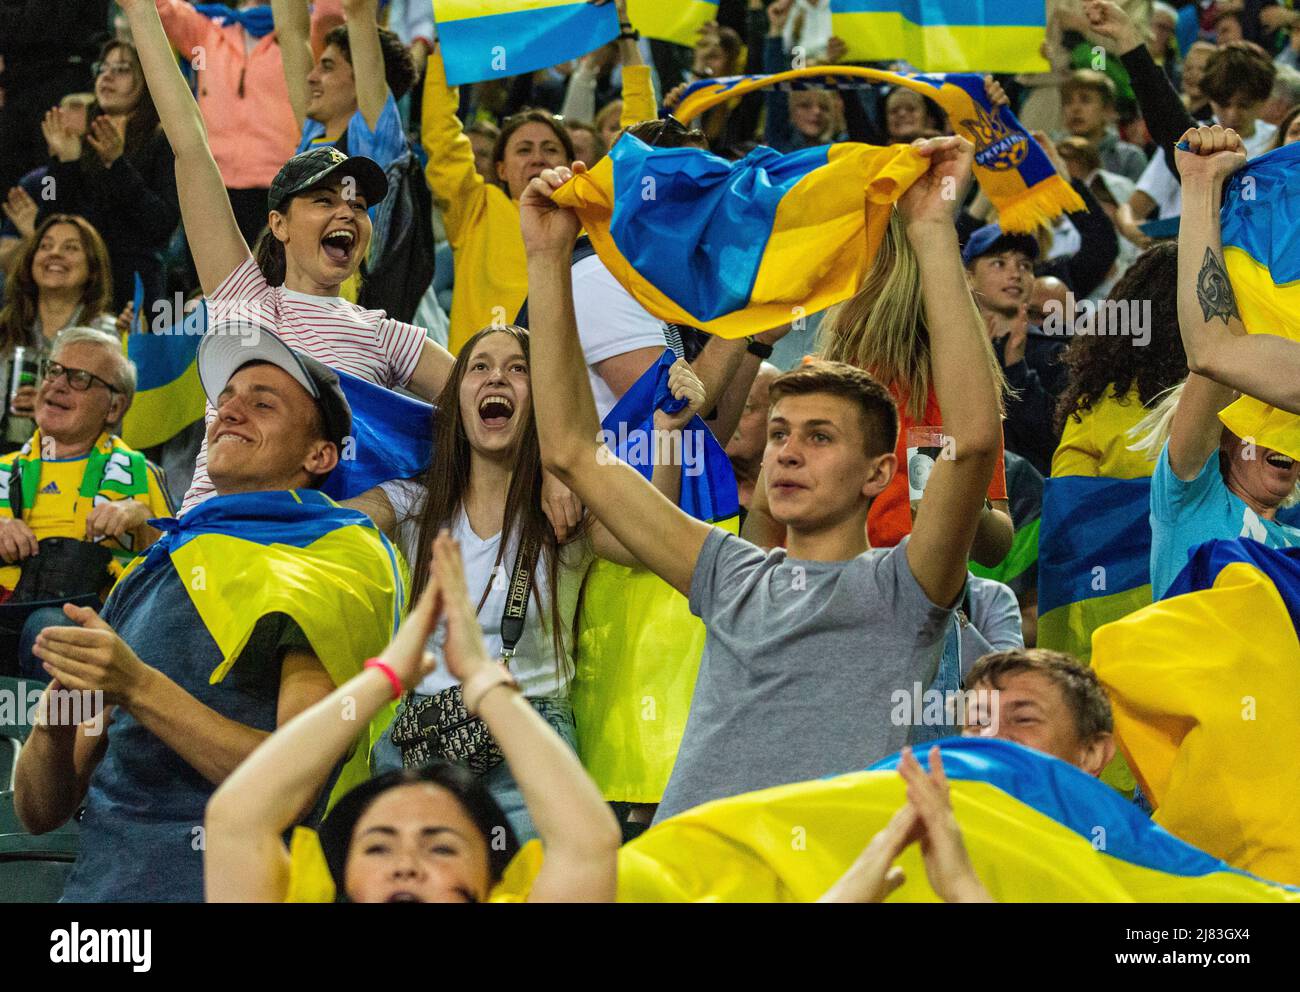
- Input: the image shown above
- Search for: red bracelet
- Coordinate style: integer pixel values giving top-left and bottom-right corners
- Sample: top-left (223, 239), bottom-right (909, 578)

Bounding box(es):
top-left (364, 658), bottom-right (403, 700)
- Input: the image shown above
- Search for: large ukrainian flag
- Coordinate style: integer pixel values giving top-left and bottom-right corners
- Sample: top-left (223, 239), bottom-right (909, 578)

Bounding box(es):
top-left (128, 489), bottom-right (406, 806)
top-left (1093, 538), bottom-right (1300, 886)
top-left (555, 135), bottom-right (930, 339)
top-left (432, 0), bottom-right (619, 86)
top-left (626, 0), bottom-right (717, 48)
top-left (830, 0), bottom-right (1049, 73)
top-left (1216, 140), bottom-right (1300, 461)
top-left (490, 738), bottom-right (1299, 901)
top-left (572, 352), bottom-right (740, 801)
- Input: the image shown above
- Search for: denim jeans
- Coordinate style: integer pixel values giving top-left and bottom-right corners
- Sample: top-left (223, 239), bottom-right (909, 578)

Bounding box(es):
top-left (911, 615), bottom-right (963, 746)
top-left (371, 695), bottom-right (578, 845)
top-left (14, 606), bottom-right (78, 682)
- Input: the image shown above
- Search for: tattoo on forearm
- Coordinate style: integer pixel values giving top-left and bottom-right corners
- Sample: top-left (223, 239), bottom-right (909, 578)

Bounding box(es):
top-left (1196, 247), bottom-right (1241, 325)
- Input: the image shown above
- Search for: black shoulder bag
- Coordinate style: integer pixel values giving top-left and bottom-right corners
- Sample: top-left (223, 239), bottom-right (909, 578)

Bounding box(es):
top-left (390, 537), bottom-right (538, 774)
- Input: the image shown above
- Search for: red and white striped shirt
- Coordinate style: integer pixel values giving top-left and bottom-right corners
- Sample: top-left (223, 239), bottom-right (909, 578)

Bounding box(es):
top-left (180, 257), bottom-right (428, 512)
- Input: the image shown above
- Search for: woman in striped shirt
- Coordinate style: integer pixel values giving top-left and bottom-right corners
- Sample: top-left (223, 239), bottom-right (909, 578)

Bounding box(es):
top-left (121, 0), bottom-right (456, 512)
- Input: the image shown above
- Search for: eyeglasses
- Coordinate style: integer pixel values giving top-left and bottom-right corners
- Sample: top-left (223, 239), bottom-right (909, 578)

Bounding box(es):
top-left (42, 361), bottom-right (119, 394)
top-left (94, 61), bottom-right (135, 78)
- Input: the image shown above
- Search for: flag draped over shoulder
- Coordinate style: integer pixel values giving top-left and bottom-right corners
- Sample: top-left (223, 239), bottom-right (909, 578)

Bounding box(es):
top-left (491, 738), bottom-right (1297, 901)
top-left (1093, 539), bottom-right (1300, 886)
top-left (322, 369), bottom-right (434, 502)
top-left (432, 0), bottom-right (618, 86)
top-left (1216, 141), bottom-right (1300, 461)
top-left (553, 136), bottom-right (929, 338)
top-left (129, 490), bottom-right (406, 806)
top-left (570, 352), bottom-right (739, 801)
top-left (625, 0), bottom-right (717, 47)
top-left (121, 285), bottom-right (207, 451)
top-left (830, 0), bottom-right (1049, 73)
top-left (673, 68), bottom-right (1082, 231)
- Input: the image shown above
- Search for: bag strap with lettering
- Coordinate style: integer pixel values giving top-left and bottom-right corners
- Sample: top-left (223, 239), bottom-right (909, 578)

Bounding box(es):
top-left (500, 535), bottom-right (539, 661)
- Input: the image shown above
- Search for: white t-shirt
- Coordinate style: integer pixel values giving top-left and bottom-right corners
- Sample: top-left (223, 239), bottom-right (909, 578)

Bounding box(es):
top-left (1135, 119), bottom-right (1278, 220)
top-left (572, 256), bottom-right (669, 420)
top-left (181, 257), bottom-right (429, 512)
top-left (383, 480), bottom-right (588, 699)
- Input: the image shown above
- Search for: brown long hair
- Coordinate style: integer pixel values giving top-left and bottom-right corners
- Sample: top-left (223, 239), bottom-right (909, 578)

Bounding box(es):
top-left (0, 214), bottom-right (113, 353)
top-left (404, 326), bottom-right (568, 668)
top-left (82, 41), bottom-right (163, 177)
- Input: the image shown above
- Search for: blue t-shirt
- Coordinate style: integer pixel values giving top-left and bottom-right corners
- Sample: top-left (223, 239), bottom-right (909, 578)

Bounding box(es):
top-left (60, 560), bottom-right (313, 903)
top-left (1150, 442), bottom-right (1300, 599)
top-left (296, 90), bottom-right (406, 168)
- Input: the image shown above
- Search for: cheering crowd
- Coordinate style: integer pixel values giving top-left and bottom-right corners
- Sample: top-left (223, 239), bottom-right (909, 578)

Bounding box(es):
top-left (0, 0), bottom-right (1298, 903)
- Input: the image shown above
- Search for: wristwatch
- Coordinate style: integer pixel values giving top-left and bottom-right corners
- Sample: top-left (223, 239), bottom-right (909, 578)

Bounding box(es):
top-left (746, 335), bottom-right (774, 359)
top-left (619, 22), bottom-right (640, 41)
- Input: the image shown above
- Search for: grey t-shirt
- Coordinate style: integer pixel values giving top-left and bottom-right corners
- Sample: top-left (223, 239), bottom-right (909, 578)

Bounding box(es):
top-left (654, 529), bottom-right (953, 823)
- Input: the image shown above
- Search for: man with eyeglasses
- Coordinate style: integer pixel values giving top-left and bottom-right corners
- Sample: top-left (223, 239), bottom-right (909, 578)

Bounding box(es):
top-left (0, 326), bottom-right (172, 677)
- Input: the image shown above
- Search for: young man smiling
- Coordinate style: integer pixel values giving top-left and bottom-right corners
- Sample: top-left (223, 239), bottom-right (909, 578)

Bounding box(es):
top-left (521, 137), bottom-right (1003, 823)
top-left (14, 323), bottom-right (403, 901)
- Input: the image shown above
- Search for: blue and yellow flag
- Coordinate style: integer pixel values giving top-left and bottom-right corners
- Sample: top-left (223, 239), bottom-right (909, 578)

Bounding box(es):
top-left (1216, 140), bottom-right (1300, 461)
top-left (563, 75), bottom-right (1080, 336)
top-left (130, 489), bottom-right (406, 806)
top-left (322, 368), bottom-right (435, 502)
top-left (121, 285), bottom-right (208, 451)
top-left (432, 0), bottom-right (618, 86)
top-left (571, 352), bottom-right (739, 802)
top-left (672, 67), bottom-right (1083, 232)
top-left (626, 0), bottom-right (717, 48)
top-left (491, 737), bottom-right (1298, 901)
top-left (555, 135), bottom-right (930, 339)
top-left (1093, 538), bottom-right (1300, 886)
top-left (830, 0), bottom-right (1048, 73)
top-left (1037, 475), bottom-right (1153, 666)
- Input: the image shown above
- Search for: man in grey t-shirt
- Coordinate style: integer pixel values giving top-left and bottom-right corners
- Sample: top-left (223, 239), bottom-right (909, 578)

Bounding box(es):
top-left (520, 135), bottom-right (1004, 824)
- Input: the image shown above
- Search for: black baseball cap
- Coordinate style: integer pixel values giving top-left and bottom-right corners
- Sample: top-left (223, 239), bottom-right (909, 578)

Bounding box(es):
top-left (197, 321), bottom-right (352, 449)
top-left (962, 223), bottom-right (1041, 266)
top-left (267, 146), bottom-right (388, 214)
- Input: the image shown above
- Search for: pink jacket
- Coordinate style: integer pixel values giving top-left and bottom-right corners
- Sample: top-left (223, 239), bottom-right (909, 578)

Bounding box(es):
top-left (155, 0), bottom-right (304, 189)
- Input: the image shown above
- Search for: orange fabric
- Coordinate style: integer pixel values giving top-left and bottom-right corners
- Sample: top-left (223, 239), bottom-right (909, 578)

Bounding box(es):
top-left (868, 384), bottom-right (1007, 548)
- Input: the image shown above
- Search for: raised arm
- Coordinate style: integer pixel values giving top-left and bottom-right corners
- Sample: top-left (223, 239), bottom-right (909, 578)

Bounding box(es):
top-left (421, 47), bottom-right (489, 248)
top-left (341, 0), bottom-right (389, 130)
top-left (204, 559), bottom-right (442, 902)
top-left (613, 0), bottom-right (656, 126)
top-left (586, 357), bottom-right (709, 568)
top-left (522, 165), bottom-right (712, 596)
top-left (119, 0), bottom-right (250, 294)
top-left (430, 531), bottom-right (620, 901)
top-left (1086, 0), bottom-right (1193, 178)
top-left (903, 138), bottom-right (1003, 607)
top-left (272, 0), bottom-right (313, 128)
top-left (1174, 124), bottom-right (1300, 416)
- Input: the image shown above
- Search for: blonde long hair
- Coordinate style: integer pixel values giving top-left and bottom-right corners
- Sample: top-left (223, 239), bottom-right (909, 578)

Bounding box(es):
top-left (817, 210), bottom-right (1006, 421)
top-left (1128, 381), bottom-right (1300, 507)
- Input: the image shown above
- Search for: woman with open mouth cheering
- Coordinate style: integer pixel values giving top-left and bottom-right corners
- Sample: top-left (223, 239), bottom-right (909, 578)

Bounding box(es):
top-left (116, 0), bottom-right (458, 514)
